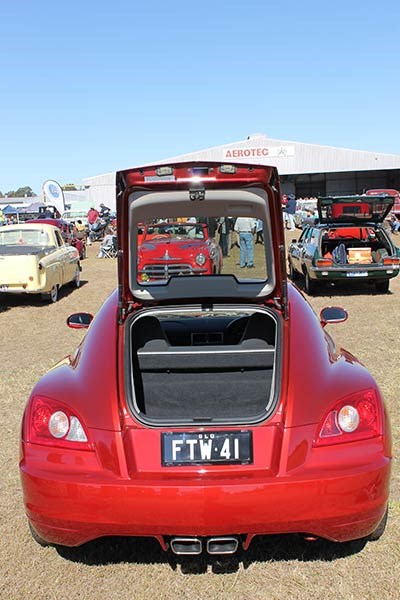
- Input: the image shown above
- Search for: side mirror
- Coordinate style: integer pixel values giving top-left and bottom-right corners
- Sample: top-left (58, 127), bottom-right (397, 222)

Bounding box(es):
top-left (320, 306), bottom-right (348, 328)
top-left (66, 312), bottom-right (94, 329)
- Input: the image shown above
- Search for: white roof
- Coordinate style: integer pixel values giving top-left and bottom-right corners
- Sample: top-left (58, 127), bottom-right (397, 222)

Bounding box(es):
top-left (149, 134), bottom-right (400, 175)
top-left (83, 134), bottom-right (400, 189)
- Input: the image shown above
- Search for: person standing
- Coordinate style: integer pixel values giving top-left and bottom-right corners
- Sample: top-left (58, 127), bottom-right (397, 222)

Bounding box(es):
top-left (234, 217), bottom-right (257, 268)
top-left (87, 206), bottom-right (99, 227)
top-left (218, 217), bottom-right (230, 257)
top-left (255, 219), bottom-right (264, 244)
top-left (284, 195), bottom-right (297, 231)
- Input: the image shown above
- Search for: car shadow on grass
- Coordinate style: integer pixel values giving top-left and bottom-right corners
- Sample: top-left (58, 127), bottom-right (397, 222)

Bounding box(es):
top-left (55, 533), bottom-right (367, 573)
top-left (0, 280), bottom-right (88, 312)
top-left (288, 277), bottom-right (394, 298)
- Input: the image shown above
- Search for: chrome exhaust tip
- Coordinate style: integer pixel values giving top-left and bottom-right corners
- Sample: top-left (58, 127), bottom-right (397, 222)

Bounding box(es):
top-left (206, 536), bottom-right (239, 555)
top-left (170, 537), bottom-right (202, 555)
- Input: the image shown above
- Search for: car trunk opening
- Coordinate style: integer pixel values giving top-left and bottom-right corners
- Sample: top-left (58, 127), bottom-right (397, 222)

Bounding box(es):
top-left (125, 306), bottom-right (280, 425)
top-left (320, 226), bottom-right (395, 265)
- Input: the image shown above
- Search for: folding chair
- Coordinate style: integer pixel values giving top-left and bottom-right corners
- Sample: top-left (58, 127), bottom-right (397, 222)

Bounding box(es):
top-left (101, 235), bottom-right (118, 258)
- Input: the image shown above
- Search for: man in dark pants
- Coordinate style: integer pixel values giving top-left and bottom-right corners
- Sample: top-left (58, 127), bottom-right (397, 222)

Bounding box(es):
top-left (218, 217), bottom-right (230, 257)
top-left (284, 194), bottom-right (297, 231)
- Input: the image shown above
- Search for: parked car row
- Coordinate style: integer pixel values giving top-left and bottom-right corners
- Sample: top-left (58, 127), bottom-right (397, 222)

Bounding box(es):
top-left (288, 194), bottom-right (400, 294)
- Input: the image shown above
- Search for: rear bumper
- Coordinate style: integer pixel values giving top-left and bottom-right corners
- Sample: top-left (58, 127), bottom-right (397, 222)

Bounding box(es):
top-left (310, 266), bottom-right (399, 281)
top-left (0, 285), bottom-right (45, 294)
top-left (20, 453), bottom-right (391, 547)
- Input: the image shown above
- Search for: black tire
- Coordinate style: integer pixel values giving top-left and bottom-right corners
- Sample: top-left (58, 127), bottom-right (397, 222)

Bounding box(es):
top-left (71, 265), bottom-right (81, 288)
top-left (366, 507), bottom-right (388, 541)
top-left (375, 280), bottom-right (389, 294)
top-left (29, 522), bottom-right (50, 547)
top-left (304, 271), bottom-right (316, 295)
top-left (41, 284), bottom-right (58, 303)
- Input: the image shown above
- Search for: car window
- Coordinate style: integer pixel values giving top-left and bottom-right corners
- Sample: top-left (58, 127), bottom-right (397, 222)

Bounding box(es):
top-left (55, 230), bottom-right (64, 247)
top-left (302, 228), bottom-right (312, 243)
top-left (0, 229), bottom-right (50, 246)
top-left (298, 228), bottom-right (308, 243)
top-left (310, 229), bottom-right (319, 245)
top-left (144, 223), bottom-right (205, 240)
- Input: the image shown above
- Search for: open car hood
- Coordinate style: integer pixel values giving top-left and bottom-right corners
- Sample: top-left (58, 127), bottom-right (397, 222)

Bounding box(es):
top-left (116, 162), bottom-right (286, 318)
top-left (318, 195), bottom-right (394, 224)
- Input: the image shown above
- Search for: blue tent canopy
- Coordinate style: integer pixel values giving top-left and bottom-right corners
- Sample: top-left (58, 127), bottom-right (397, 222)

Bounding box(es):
top-left (2, 204), bottom-right (18, 214)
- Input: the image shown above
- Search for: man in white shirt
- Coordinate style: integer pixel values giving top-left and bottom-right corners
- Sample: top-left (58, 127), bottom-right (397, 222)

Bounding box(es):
top-left (234, 217), bottom-right (257, 268)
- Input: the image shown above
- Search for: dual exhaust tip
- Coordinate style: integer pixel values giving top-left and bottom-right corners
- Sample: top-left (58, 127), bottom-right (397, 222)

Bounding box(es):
top-left (170, 536), bottom-right (239, 555)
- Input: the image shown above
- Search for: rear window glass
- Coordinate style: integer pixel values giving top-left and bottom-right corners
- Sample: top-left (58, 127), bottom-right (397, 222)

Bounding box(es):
top-left (137, 216), bottom-right (268, 284)
top-left (319, 198), bottom-right (392, 222)
top-left (0, 229), bottom-right (50, 246)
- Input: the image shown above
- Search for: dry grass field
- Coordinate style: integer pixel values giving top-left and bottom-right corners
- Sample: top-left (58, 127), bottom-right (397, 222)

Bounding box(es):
top-left (1, 233), bottom-right (399, 600)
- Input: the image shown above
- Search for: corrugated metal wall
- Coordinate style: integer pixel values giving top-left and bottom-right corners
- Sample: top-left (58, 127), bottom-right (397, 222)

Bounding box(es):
top-left (82, 135), bottom-right (400, 205)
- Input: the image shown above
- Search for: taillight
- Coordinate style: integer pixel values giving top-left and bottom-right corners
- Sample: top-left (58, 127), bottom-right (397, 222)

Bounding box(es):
top-left (26, 397), bottom-right (91, 451)
top-left (314, 389), bottom-right (382, 446)
top-left (316, 258), bottom-right (333, 267)
top-left (383, 257), bottom-right (400, 266)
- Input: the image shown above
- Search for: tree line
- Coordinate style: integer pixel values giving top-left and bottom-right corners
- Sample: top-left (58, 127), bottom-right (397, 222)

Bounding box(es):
top-left (0, 186), bottom-right (37, 198)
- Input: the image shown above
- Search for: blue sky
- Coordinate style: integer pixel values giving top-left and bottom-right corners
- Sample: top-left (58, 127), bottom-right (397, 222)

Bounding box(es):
top-left (1, 0), bottom-right (400, 195)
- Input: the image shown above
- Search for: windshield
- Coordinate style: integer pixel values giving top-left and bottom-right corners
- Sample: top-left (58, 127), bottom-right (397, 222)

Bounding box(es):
top-left (0, 229), bottom-right (50, 246)
top-left (144, 222), bottom-right (205, 241)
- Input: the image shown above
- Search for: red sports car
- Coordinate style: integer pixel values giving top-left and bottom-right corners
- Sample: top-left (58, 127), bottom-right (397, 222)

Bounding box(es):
top-left (20, 162), bottom-right (391, 555)
top-left (137, 221), bottom-right (222, 282)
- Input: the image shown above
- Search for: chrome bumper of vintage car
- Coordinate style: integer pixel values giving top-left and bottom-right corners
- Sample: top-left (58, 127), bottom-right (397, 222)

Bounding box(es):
top-left (0, 283), bottom-right (44, 293)
top-left (310, 265), bottom-right (399, 279)
top-left (139, 264), bottom-right (208, 279)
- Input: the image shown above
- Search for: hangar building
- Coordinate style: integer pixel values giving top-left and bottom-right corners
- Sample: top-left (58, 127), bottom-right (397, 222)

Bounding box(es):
top-left (83, 134), bottom-right (400, 209)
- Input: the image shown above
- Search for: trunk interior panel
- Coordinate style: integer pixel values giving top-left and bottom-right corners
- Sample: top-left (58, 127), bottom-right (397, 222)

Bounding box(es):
top-left (128, 308), bottom-right (279, 424)
top-left (320, 227), bottom-right (392, 263)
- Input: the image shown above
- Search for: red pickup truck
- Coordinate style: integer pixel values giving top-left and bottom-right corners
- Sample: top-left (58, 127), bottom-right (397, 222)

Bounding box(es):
top-left (366, 189), bottom-right (400, 217)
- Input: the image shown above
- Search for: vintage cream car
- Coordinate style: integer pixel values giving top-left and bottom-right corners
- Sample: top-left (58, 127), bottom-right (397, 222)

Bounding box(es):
top-left (0, 223), bottom-right (81, 302)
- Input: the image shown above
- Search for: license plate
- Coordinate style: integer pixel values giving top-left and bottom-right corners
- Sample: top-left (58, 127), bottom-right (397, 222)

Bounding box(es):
top-left (162, 431), bottom-right (253, 466)
top-left (346, 271), bottom-right (368, 277)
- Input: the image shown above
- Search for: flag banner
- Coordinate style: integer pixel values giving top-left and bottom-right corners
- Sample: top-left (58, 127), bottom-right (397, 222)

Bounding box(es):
top-left (42, 180), bottom-right (65, 216)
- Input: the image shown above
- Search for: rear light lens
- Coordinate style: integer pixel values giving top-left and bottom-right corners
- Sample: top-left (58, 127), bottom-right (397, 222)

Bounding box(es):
top-left (383, 257), bottom-right (400, 265)
top-left (316, 258), bottom-right (333, 267)
top-left (26, 397), bottom-right (91, 451)
top-left (49, 411), bottom-right (70, 438)
top-left (337, 405), bottom-right (360, 432)
top-left (314, 389), bottom-right (382, 446)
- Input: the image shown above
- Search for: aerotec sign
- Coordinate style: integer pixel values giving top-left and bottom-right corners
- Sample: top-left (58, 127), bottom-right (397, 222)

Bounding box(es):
top-left (223, 145), bottom-right (295, 159)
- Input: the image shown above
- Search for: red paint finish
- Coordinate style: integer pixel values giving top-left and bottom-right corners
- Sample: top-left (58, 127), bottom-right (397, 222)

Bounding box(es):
top-left (19, 163), bottom-right (392, 551)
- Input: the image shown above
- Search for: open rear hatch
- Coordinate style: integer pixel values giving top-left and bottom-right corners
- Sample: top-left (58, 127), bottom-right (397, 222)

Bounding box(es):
top-left (116, 162), bottom-right (286, 315)
top-left (318, 195), bottom-right (393, 224)
top-left (116, 162), bottom-right (286, 426)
